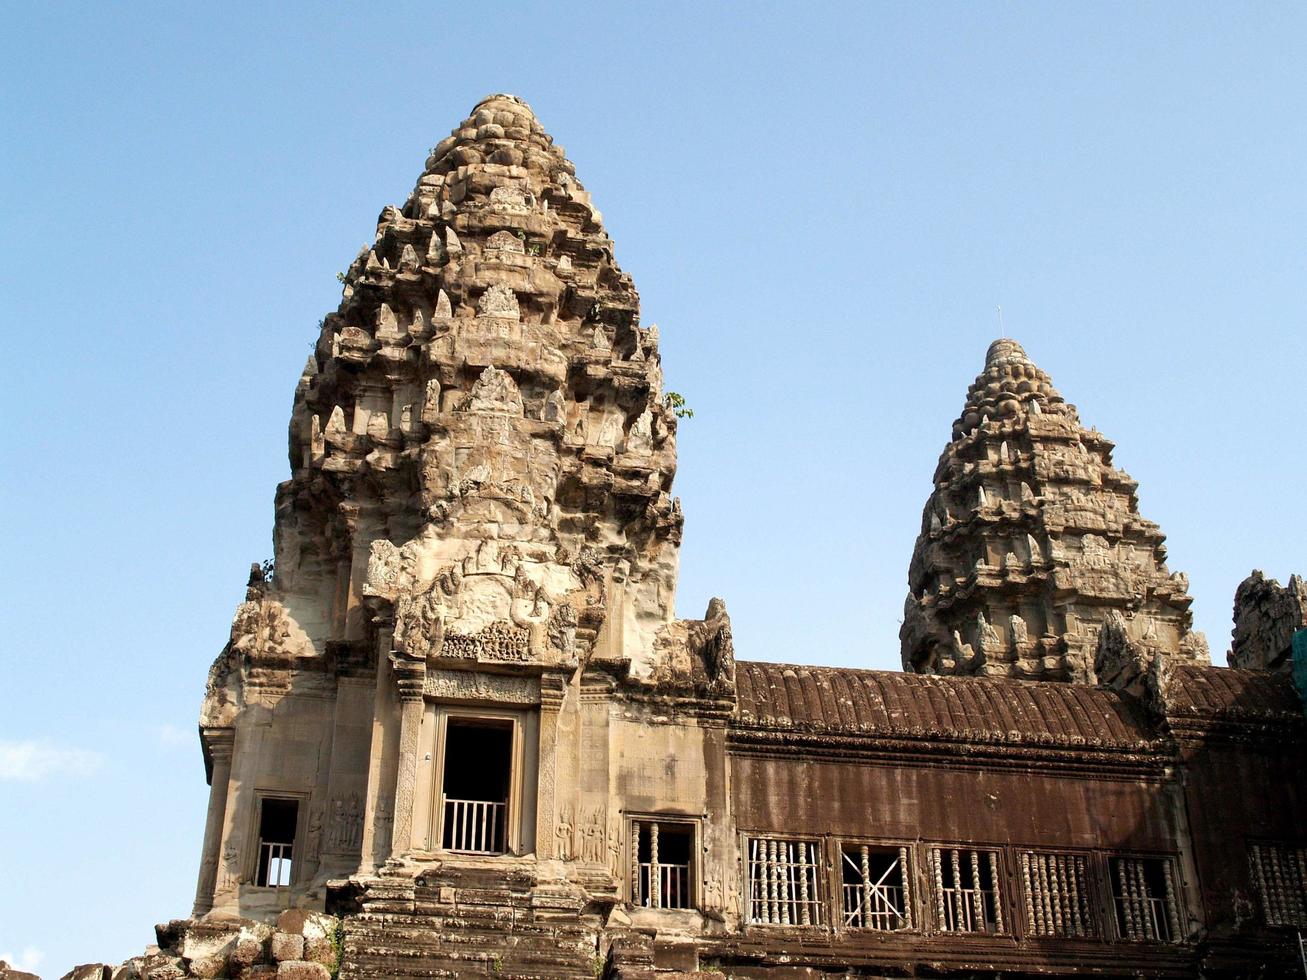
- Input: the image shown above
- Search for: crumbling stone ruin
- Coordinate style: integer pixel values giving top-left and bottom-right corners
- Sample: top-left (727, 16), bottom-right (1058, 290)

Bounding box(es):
top-left (62, 96), bottom-right (1307, 980)
top-left (1229, 570), bottom-right (1307, 673)
top-left (900, 338), bottom-right (1210, 683)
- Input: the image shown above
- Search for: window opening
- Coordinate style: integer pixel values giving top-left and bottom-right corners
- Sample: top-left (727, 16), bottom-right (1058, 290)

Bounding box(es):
top-left (1109, 857), bottom-right (1179, 942)
top-left (841, 845), bottom-right (913, 930)
top-left (1020, 851), bottom-right (1096, 937)
top-left (631, 820), bottom-right (694, 909)
top-left (255, 797), bottom-right (298, 888)
top-left (746, 836), bottom-right (823, 926)
top-left (929, 846), bottom-right (1005, 934)
top-left (441, 718), bottom-right (512, 854)
top-left (1250, 843), bottom-right (1307, 927)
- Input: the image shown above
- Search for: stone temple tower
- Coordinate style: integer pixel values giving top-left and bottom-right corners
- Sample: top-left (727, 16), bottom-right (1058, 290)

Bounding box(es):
top-left (900, 338), bottom-right (1209, 683)
top-left (195, 95), bottom-right (704, 917)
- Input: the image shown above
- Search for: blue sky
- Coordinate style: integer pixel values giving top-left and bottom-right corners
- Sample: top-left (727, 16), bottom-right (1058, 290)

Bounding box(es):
top-left (2, 2), bottom-right (1304, 973)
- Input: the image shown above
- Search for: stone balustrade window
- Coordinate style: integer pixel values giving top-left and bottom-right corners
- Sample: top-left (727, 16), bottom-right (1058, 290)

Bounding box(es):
top-left (840, 844), bottom-right (913, 930)
top-left (929, 846), bottom-right (1005, 934)
top-left (630, 819), bottom-right (694, 910)
top-left (254, 796), bottom-right (299, 889)
top-left (1249, 842), bottom-right (1307, 927)
top-left (1020, 851), bottom-right (1097, 937)
top-left (1109, 856), bottom-right (1180, 942)
top-left (746, 836), bottom-right (823, 926)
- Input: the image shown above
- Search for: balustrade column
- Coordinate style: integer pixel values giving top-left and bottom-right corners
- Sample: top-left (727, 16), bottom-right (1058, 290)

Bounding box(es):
top-left (192, 727), bottom-right (235, 915)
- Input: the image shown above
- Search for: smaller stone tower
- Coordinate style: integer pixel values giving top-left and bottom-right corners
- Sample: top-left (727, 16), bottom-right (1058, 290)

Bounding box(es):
top-left (900, 338), bottom-right (1209, 683)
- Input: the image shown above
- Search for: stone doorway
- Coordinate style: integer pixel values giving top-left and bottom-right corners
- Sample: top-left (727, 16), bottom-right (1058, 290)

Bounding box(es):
top-left (439, 717), bottom-right (512, 854)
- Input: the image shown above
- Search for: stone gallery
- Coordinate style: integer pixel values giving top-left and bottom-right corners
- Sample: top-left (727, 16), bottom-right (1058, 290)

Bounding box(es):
top-left (57, 95), bottom-right (1307, 979)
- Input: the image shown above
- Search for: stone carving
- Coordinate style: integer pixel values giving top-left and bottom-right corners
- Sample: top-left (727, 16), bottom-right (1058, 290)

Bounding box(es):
top-left (423, 669), bottom-right (540, 703)
top-left (485, 229), bottom-right (525, 254)
top-left (1229, 570), bottom-right (1307, 672)
top-left (541, 388), bottom-right (564, 422)
top-left (327, 792), bottom-right (363, 851)
top-left (902, 338), bottom-right (1207, 682)
top-left (217, 843), bottom-right (243, 892)
top-left (306, 802), bottom-right (324, 864)
top-left (477, 283), bottom-right (520, 318)
top-left (625, 409), bottom-right (654, 455)
top-left (443, 621), bottom-right (530, 661)
top-left (555, 806), bottom-right (575, 861)
top-left (596, 412), bottom-right (620, 448)
top-left (690, 597), bottom-right (736, 689)
top-left (581, 807), bottom-right (606, 864)
top-left (465, 366), bottom-right (524, 415)
top-left (1009, 614), bottom-right (1029, 648)
top-left (374, 795), bottom-right (393, 854)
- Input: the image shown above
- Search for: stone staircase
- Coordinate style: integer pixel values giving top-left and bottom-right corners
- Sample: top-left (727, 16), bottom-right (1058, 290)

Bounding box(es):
top-left (337, 857), bottom-right (604, 979)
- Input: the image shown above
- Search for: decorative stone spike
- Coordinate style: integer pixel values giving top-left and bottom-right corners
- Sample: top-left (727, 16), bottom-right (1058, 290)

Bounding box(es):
top-left (900, 338), bottom-right (1207, 682)
top-left (434, 289), bottom-right (452, 319)
top-left (444, 226), bottom-right (462, 255)
top-left (399, 243), bottom-right (419, 271)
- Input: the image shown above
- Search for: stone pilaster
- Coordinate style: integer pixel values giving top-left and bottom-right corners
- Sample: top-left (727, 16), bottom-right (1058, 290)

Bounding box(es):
top-left (192, 727), bottom-right (235, 915)
top-left (389, 652), bottom-right (426, 857)
top-left (535, 672), bottom-right (567, 859)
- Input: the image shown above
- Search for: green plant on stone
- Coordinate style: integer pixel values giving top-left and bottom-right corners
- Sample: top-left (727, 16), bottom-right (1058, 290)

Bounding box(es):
top-left (336, 271), bottom-right (347, 283)
top-left (664, 391), bottom-right (694, 419)
top-left (329, 920), bottom-right (344, 980)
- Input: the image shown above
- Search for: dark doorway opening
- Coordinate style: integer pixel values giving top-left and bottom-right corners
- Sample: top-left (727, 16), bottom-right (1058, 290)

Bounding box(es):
top-left (255, 797), bottom-right (298, 887)
top-left (441, 718), bottom-right (512, 853)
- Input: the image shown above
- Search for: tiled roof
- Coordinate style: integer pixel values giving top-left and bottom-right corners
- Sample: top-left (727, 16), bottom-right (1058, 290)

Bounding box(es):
top-left (733, 660), bottom-right (1153, 749)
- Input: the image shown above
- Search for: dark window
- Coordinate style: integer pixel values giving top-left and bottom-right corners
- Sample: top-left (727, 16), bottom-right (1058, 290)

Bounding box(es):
top-left (631, 820), bottom-right (694, 909)
top-left (255, 797), bottom-right (298, 888)
top-left (1250, 843), bottom-right (1307, 927)
top-left (441, 718), bottom-right (512, 854)
top-left (1110, 857), bottom-right (1179, 942)
top-left (930, 847), bottom-right (1005, 934)
top-left (746, 836), bottom-right (823, 926)
top-left (1020, 852), bottom-right (1097, 937)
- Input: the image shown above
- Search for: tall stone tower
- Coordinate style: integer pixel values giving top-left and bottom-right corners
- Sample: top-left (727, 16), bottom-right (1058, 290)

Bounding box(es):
top-left (196, 95), bottom-right (704, 915)
top-left (264, 90), bottom-right (682, 682)
top-left (900, 338), bottom-right (1208, 683)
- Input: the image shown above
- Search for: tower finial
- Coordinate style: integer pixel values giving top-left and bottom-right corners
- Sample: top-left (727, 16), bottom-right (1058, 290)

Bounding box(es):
top-left (997, 304), bottom-right (1005, 338)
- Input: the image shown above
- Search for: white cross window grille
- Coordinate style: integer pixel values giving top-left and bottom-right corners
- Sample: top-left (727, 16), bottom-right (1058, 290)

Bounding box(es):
top-left (840, 845), bottom-right (913, 930)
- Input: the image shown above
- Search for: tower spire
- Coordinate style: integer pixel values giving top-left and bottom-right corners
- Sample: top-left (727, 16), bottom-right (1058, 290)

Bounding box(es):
top-left (901, 338), bottom-right (1208, 683)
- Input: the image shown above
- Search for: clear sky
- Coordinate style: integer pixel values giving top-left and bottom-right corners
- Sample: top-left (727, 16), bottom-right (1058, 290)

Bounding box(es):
top-left (2, 2), bottom-right (1304, 974)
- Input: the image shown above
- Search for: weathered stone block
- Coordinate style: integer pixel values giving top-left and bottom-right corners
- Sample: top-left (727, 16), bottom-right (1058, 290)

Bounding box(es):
top-left (59, 966), bottom-right (110, 980)
top-left (186, 955), bottom-right (225, 979)
top-left (269, 932), bottom-right (304, 963)
top-left (302, 936), bottom-right (336, 968)
top-left (229, 936), bottom-right (266, 970)
top-left (275, 962), bottom-right (331, 980)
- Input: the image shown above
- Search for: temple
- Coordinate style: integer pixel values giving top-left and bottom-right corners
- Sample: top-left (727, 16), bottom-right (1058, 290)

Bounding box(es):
top-left (77, 96), bottom-right (1306, 980)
